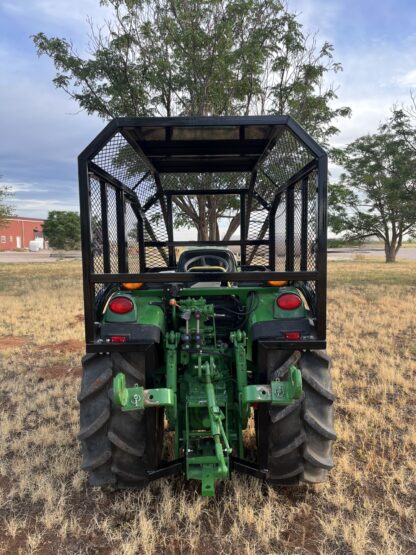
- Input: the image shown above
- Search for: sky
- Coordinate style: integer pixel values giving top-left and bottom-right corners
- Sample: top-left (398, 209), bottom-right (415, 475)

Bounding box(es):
top-left (0, 0), bottom-right (416, 219)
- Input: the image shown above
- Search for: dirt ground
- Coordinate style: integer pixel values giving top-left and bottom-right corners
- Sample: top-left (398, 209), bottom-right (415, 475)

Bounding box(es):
top-left (0, 259), bottom-right (415, 554)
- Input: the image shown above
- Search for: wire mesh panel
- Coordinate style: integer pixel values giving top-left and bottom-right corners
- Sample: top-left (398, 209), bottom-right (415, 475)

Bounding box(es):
top-left (160, 172), bottom-right (249, 191)
top-left (307, 171), bottom-right (318, 271)
top-left (246, 197), bottom-right (269, 241)
top-left (245, 244), bottom-right (268, 267)
top-left (88, 174), bottom-right (110, 295)
top-left (243, 193), bottom-right (268, 266)
top-left (88, 128), bottom-right (317, 273)
top-left (135, 172), bottom-right (159, 208)
top-left (255, 172), bottom-right (277, 204)
top-left (125, 201), bottom-right (140, 273)
top-left (90, 131), bottom-right (170, 270)
top-left (106, 186), bottom-right (119, 273)
top-left (274, 194), bottom-right (286, 270)
top-left (88, 172), bottom-right (143, 274)
top-left (293, 182), bottom-right (303, 271)
top-left (143, 199), bottom-right (169, 268)
top-left (92, 132), bottom-right (157, 206)
top-left (272, 169), bottom-right (318, 273)
top-left (90, 177), bottom-right (104, 273)
top-left (259, 128), bottom-right (314, 188)
top-left (171, 194), bottom-right (241, 240)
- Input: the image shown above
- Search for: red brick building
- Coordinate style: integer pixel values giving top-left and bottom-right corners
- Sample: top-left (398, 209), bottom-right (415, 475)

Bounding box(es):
top-left (0, 217), bottom-right (44, 250)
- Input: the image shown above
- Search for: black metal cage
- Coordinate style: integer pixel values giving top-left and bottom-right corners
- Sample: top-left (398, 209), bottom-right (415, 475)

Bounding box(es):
top-left (79, 116), bottom-right (327, 351)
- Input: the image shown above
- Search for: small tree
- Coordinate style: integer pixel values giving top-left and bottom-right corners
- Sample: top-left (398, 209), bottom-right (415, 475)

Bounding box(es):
top-left (0, 178), bottom-right (14, 228)
top-left (329, 111), bottom-right (416, 262)
top-left (42, 211), bottom-right (81, 250)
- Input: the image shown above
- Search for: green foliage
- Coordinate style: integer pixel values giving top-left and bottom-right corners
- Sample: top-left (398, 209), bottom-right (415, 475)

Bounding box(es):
top-left (329, 110), bottom-right (416, 262)
top-left (0, 179), bottom-right (14, 228)
top-left (33, 0), bottom-right (350, 239)
top-left (42, 211), bottom-right (81, 250)
top-left (389, 91), bottom-right (416, 154)
top-left (327, 238), bottom-right (365, 248)
top-left (33, 0), bottom-right (349, 142)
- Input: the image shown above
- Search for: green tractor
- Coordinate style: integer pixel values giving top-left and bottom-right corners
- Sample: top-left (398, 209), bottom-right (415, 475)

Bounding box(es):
top-left (78, 116), bottom-right (335, 496)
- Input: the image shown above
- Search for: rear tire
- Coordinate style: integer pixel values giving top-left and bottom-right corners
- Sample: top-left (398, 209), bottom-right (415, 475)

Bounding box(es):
top-left (256, 346), bottom-right (336, 485)
top-left (78, 349), bottom-right (164, 488)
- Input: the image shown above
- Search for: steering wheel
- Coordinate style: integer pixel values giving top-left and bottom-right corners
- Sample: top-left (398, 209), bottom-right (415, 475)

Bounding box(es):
top-left (184, 255), bottom-right (230, 272)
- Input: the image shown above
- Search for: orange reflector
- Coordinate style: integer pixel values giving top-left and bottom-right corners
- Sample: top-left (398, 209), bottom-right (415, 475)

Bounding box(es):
top-left (267, 280), bottom-right (288, 287)
top-left (122, 282), bottom-right (143, 290)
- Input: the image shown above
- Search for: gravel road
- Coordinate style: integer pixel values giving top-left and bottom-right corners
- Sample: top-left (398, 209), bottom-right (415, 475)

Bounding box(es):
top-left (0, 250), bottom-right (81, 263)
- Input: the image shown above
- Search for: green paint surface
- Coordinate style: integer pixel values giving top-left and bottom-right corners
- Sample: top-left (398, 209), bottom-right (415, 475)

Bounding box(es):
top-left (109, 289), bottom-right (305, 495)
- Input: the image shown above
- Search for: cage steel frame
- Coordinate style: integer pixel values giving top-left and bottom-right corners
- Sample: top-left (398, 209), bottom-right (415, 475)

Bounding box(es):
top-left (79, 116), bottom-right (327, 353)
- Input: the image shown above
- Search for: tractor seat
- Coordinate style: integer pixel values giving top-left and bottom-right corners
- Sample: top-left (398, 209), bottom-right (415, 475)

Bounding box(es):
top-left (188, 266), bottom-right (227, 273)
top-left (177, 248), bottom-right (237, 273)
top-left (177, 249), bottom-right (236, 288)
top-left (187, 265), bottom-right (227, 287)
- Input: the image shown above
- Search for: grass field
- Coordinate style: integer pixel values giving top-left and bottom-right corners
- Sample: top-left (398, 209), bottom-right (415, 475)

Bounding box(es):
top-left (0, 259), bottom-right (415, 554)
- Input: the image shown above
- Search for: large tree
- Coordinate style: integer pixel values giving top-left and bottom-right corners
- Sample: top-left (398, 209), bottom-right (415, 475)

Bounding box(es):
top-left (42, 211), bottom-right (81, 250)
top-left (34, 0), bottom-right (350, 239)
top-left (329, 111), bottom-right (416, 263)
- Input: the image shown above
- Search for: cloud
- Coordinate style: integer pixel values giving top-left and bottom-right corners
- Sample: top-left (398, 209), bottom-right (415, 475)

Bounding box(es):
top-left (1, 0), bottom-right (110, 25)
top-left (10, 197), bottom-right (80, 218)
top-left (12, 198), bottom-right (78, 207)
top-left (291, 0), bottom-right (416, 147)
top-left (397, 68), bottom-right (416, 87)
top-left (1, 0), bottom-right (416, 220)
top-left (290, 0), bottom-right (342, 40)
top-left (0, 180), bottom-right (49, 193)
top-left (0, 34), bottom-right (103, 218)
top-left (0, 2), bottom-right (23, 15)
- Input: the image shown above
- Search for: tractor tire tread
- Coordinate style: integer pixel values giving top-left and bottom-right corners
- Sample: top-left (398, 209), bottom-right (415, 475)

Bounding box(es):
top-left (79, 351), bottom-right (161, 489)
top-left (81, 449), bottom-right (112, 471)
top-left (77, 366), bottom-right (112, 402)
top-left (303, 411), bottom-right (337, 440)
top-left (269, 395), bottom-right (303, 423)
top-left (108, 430), bottom-right (145, 458)
top-left (258, 348), bottom-right (336, 487)
top-left (78, 406), bottom-right (111, 440)
top-left (270, 431), bottom-right (306, 458)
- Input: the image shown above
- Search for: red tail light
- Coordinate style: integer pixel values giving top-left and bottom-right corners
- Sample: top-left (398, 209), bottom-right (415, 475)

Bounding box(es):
top-left (276, 293), bottom-right (302, 310)
top-left (284, 331), bottom-right (301, 340)
top-left (109, 296), bottom-right (134, 314)
top-left (110, 335), bottom-right (127, 343)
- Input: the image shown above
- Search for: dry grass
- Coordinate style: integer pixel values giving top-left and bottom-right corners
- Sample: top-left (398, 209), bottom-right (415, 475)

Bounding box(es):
top-left (0, 259), bottom-right (415, 554)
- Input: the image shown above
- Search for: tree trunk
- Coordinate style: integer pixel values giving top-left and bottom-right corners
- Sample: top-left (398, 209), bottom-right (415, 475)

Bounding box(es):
top-left (223, 213), bottom-right (241, 241)
top-left (197, 196), bottom-right (209, 240)
top-left (207, 197), bottom-right (218, 240)
top-left (385, 242), bottom-right (397, 263)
